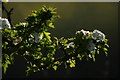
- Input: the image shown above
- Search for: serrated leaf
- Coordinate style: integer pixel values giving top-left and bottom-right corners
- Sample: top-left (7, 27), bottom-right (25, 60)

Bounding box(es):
top-left (3, 60), bottom-right (11, 74)
top-left (43, 31), bottom-right (51, 42)
top-left (40, 63), bottom-right (44, 66)
top-left (33, 64), bottom-right (36, 67)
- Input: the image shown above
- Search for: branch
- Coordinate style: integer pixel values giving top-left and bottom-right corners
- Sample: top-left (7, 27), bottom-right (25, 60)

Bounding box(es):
top-left (2, 3), bottom-right (13, 27)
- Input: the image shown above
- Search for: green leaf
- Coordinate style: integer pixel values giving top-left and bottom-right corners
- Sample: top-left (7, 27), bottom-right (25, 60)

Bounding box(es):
top-left (10, 53), bottom-right (14, 64)
top-left (41, 57), bottom-right (47, 61)
top-left (70, 63), bottom-right (75, 68)
top-left (3, 60), bottom-right (11, 74)
top-left (26, 66), bottom-right (31, 76)
top-left (97, 50), bottom-right (99, 54)
top-left (105, 43), bottom-right (109, 48)
top-left (53, 65), bottom-right (57, 70)
top-left (43, 31), bottom-right (51, 42)
top-left (65, 62), bottom-right (67, 69)
top-left (92, 55), bottom-right (95, 61)
top-left (105, 52), bottom-right (108, 56)
top-left (51, 57), bottom-right (54, 61)
top-left (54, 61), bottom-right (60, 65)
top-left (49, 23), bottom-right (54, 28)
top-left (91, 51), bottom-right (95, 61)
top-left (32, 13), bottom-right (37, 17)
top-left (103, 48), bottom-right (108, 52)
top-left (3, 64), bottom-right (8, 74)
top-left (69, 60), bottom-right (75, 68)
top-left (77, 54), bottom-right (82, 60)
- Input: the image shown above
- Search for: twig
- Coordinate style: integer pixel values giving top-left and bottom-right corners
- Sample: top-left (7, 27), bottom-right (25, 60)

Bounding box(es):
top-left (2, 3), bottom-right (13, 27)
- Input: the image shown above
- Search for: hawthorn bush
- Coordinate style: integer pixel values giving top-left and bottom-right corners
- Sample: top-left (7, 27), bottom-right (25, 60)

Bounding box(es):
top-left (1, 5), bottom-right (109, 76)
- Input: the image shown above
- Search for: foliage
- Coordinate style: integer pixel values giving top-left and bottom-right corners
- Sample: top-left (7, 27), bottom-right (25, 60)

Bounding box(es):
top-left (1, 5), bottom-right (109, 76)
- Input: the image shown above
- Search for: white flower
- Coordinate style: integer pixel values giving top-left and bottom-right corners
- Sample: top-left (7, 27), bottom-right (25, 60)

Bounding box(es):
top-left (22, 22), bottom-right (27, 27)
top-left (66, 42), bottom-right (74, 48)
top-left (76, 29), bottom-right (90, 36)
top-left (13, 39), bottom-right (20, 45)
top-left (80, 29), bottom-right (90, 36)
top-left (88, 54), bottom-right (92, 58)
top-left (92, 29), bottom-right (105, 42)
top-left (30, 32), bottom-right (43, 43)
top-left (13, 37), bottom-right (22, 45)
top-left (87, 41), bottom-right (96, 51)
top-left (32, 32), bottom-right (39, 43)
top-left (0, 17), bottom-right (11, 29)
top-left (39, 34), bottom-right (43, 40)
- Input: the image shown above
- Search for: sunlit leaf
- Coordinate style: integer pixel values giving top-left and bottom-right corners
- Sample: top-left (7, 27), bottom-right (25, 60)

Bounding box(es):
top-left (53, 65), bottom-right (57, 70)
top-left (69, 60), bottom-right (76, 68)
top-left (26, 66), bottom-right (31, 76)
top-left (3, 60), bottom-right (11, 74)
top-left (49, 23), bottom-right (54, 28)
top-left (103, 48), bottom-right (108, 52)
top-left (43, 31), bottom-right (51, 42)
top-left (70, 63), bottom-right (75, 68)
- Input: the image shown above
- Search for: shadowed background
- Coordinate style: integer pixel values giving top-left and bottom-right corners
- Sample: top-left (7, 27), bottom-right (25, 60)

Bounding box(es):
top-left (2, 2), bottom-right (119, 79)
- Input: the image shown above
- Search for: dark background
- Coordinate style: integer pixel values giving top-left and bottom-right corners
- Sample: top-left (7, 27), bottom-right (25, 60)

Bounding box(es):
top-left (2, 2), bottom-right (119, 79)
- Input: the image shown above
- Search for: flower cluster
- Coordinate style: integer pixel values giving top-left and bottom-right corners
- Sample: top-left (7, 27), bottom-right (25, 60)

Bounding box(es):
top-left (1, 5), bottom-right (109, 75)
top-left (92, 29), bottom-right (105, 42)
top-left (75, 29), bottom-right (108, 60)
top-left (0, 17), bottom-right (11, 29)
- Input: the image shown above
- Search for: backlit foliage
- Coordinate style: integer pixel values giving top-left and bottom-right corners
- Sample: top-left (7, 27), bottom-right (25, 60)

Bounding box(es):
top-left (1, 5), bottom-right (109, 76)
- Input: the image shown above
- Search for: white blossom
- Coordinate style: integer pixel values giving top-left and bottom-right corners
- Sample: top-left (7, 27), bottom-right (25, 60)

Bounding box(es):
top-left (80, 29), bottom-right (90, 36)
top-left (13, 39), bottom-right (19, 45)
top-left (32, 32), bottom-right (39, 43)
top-left (0, 17), bottom-right (11, 29)
top-left (22, 22), bottom-right (27, 27)
top-left (92, 29), bottom-right (105, 42)
top-left (29, 32), bottom-right (43, 43)
top-left (87, 41), bottom-right (96, 51)
top-left (39, 34), bottom-right (43, 40)
top-left (88, 54), bottom-right (92, 58)
top-left (76, 29), bottom-right (90, 37)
